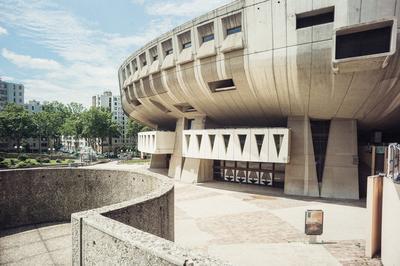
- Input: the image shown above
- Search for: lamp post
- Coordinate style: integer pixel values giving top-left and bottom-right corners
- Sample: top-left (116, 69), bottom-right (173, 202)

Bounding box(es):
top-left (14, 145), bottom-right (22, 153)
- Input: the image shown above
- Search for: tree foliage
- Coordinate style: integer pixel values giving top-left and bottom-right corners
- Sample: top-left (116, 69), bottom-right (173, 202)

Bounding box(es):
top-left (0, 103), bottom-right (36, 150)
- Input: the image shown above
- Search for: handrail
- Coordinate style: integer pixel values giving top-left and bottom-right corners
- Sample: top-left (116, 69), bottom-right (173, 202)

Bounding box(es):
top-left (387, 143), bottom-right (400, 182)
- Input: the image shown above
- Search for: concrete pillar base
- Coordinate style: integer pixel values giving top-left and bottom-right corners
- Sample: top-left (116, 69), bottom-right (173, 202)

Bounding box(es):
top-left (321, 119), bottom-right (359, 199)
top-left (150, 154), bottom-right (168, 168)
top-left (284, 116), bottom-right (320, 197)
top-left (181, 158), bottom-right (213, 183)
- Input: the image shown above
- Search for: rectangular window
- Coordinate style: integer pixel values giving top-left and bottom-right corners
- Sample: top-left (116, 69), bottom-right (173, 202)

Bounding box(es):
top-left (208, 79), bottom-right (236, 92)
top-left (202, 34), bottom-right (214, 43)
top-left (226, 26), bottom-right (241, 36)
top-left (335, 26), bottom-right (392, 59)
top-left (153, 55), bottom-right (158, 61)
top-left (166, 49), bottom-right (173, 55)
top-left (182, 42), bottom-right (192, 49)
top-left (296, 7), bottom-right (334, 29)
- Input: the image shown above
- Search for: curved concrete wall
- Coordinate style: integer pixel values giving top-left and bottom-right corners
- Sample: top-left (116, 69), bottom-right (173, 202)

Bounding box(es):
top-left (0, 168), bottom-right (166, 229)
top-left (119, 0), bottom-right (400, 130)
top-left (0, 168), bottom-right (227, 265)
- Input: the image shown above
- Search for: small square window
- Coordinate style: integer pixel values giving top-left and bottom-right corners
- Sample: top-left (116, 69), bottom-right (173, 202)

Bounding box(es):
top-left (202, 34), bottom-right (214, 43)
top-left (166, 49), bottom-right (173, 55)
top-left (182, 42), bottom-right (192, 49)
top-left (227, 26), bottom-right (241, 36)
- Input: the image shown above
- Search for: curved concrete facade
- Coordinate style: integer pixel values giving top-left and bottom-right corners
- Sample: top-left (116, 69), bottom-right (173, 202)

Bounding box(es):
top-left (119, 0), bottom-right (400, 200)
top-left (0, 168), bottom-right (226, 265)
top-left (119, 0), bottom-right (400, 130)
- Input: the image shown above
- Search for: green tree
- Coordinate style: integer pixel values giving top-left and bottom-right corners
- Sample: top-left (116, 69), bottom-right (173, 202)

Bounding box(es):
top-left (0, 103), bottom-right (36, 152)
top-left (81, 107), bottom-right (120, 154)
top-left (41, 101), bottom-right (70, 149)
top-left (61, 115), bottom-right (84, 151)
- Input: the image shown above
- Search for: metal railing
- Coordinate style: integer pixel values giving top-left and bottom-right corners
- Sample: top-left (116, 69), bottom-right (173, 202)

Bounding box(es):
top-left (387, 143), bottom-right (400, 182)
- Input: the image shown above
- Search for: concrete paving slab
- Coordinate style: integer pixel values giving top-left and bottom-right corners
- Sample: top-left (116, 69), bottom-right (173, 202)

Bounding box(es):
top-left (174, 219), bottom-right (215, 248)
top-left (0, 241), bottom-right (47, 264)
top-left (176, 194), bottom-right (263, 218)
top-left (270, 203), bottom-right (366, 241)
top-left (38, 223), bottom-right (71, 240)
top-left (0, 228), bottom-right (41, 249)
top-left (6, 252), bottom-right (54, 266)
top-left (208, 243), bottom-right (341, 266)
top-left (49, 248), bottom-right (72, 266)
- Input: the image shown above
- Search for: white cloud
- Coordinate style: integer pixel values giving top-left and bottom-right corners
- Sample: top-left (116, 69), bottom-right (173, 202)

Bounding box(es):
top-left (0, 75), bottom-right (14, 81)
top-left (0, 0), bottom-right (175, 106)
top-left (0, 25), bottom-right (7, 35)
top-left (2, 48), bottom-right (62, 70)
top-left (144, 0), bottom-right (232, 17)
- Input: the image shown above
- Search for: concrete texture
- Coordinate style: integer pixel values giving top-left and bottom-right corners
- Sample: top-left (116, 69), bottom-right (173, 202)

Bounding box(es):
top-left (1, 163), bottom-right (383, 265)
top-left (174, 180), bottom-right (380, 266)
top-left (285, 116), bottom-right (320, 197)
top-left (381, 177), bottom-right (400, 266)
top-left (321, 119), bottom-right (359, 199)
top-left (0, 223), bottom-right (71, 266)
top-left (0, 167), bottom-right (228, 266)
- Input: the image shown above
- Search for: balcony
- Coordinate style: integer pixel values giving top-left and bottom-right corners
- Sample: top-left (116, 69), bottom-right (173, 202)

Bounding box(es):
top-left (182, 128), bottom-right (291, 163)
top-left (138, 131), bottom-right (175, 154)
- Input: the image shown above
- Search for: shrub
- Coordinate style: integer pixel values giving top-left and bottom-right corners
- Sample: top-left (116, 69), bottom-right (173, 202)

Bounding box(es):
top-left (0, 161), bottom-right (8, 168)
top-left (18, 154), bottom-right (28, 161)
top-left (15, 161), bottom-right (29, 168)
top-left (41, 158), bottom-right (50, 163)
top-left (9, 159), bottom-right (16, 165)
top-left (56, 159), bottom-right (62, 163)
top-left (0, 157), bottom-right (4, 162)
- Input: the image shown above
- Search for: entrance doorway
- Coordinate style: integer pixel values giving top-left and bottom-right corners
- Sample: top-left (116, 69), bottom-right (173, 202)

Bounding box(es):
top-left (213, 160), bottom-right (285, 188)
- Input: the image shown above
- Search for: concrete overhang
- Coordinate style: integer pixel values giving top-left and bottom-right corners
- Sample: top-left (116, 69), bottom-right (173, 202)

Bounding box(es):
top-left (332, 17), bottom-right (397, 74)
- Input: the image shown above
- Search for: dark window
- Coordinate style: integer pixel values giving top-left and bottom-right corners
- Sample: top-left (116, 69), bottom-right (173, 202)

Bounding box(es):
top-left (226, 26), bottom-right (241, 35)
top-left (153, 55), bottom-right (158, 61)
top-left (208, 79), bottom-right (236, 92)
top-left (142, 60), bottom-right (147, 66)
top-left (335, 26), bottom-right (392, 59)
top-left (310, 120), bottom-right (330, 184)
top-left (182, 42), bottom-right (192, 49)
top-left (296, 7), bottom-right (334, 29)
top-left (186, 119), bottom-right (194, 129)
top-left (202, 34), bottom-right (214, 43)
top-left (165, 49), bottom-right (173, 55)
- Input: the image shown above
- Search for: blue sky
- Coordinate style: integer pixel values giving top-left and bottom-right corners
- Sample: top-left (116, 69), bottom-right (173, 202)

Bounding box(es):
top-left (0, 0), bottom-right (231, 106)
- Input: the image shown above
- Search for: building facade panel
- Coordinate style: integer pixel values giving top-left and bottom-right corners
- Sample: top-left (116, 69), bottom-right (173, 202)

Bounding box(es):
top-left (119, 0), bottom-right (400, 199)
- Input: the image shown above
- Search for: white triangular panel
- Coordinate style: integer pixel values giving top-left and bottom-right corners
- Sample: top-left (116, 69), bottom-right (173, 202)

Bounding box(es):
top-left (268, 128), bottom-right (290, 163)
top-left (233, 129), bottom-right (251, 161)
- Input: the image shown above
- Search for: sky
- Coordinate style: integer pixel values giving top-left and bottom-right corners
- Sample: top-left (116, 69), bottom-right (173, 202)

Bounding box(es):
top-left (0, 0), bottom-right (232, 106)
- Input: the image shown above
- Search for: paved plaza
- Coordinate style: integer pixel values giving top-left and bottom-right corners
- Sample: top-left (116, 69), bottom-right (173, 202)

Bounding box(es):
top-left (0, 162), bottom-right (382, 265)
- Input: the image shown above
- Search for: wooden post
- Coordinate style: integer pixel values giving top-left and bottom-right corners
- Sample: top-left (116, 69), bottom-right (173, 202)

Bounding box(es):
top-left (365, 175), bottom-right (383, 258)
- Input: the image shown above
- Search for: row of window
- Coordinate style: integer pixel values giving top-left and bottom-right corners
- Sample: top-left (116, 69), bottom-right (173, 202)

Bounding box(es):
top-left (122, 12), bottom-right (243, 81)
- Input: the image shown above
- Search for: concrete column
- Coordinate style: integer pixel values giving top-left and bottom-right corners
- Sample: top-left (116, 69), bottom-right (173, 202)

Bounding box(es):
top-left (168, 118), bottom-right (184, 179)
top-left (365, 175), bottom-right (383, 258)
top-left (284, 116), bottom-right (319, 197)
top-left (321, 119), bottom-right (359, 199)
top-left (150, 154), bottom-right (168, 168)
top-left (180, 116), bottom-right (213, 183)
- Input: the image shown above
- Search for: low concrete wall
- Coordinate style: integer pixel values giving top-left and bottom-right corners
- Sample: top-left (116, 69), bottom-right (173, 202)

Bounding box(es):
top-left (0, 168), bottom-right (228, 265)
top-left (381, 177), bottom-right (400, 266)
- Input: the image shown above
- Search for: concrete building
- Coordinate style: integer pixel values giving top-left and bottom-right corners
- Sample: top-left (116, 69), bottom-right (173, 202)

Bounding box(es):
top-left (119, 0), bottom-right (400, 200)
top-left (24, 99), bottom-right (42, 113)
top-left (0, 79), bottom-right (24, 110)
top-left (92, 91), bottom-right (133, 153)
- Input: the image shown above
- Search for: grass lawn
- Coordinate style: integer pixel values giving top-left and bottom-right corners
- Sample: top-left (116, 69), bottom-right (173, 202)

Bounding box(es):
top-left (1, 158), bottom-right (74, 169)
top-left (120, 159), bottom-right (150, 164)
